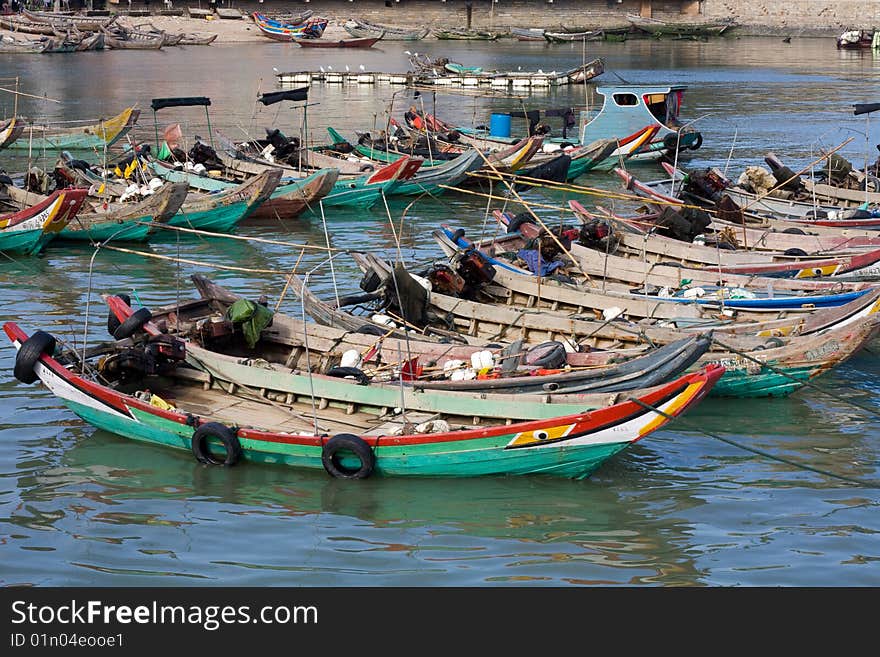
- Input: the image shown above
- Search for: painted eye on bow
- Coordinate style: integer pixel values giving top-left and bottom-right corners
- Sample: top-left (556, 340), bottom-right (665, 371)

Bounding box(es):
top-left (534, 430), bottom-right (549, 441)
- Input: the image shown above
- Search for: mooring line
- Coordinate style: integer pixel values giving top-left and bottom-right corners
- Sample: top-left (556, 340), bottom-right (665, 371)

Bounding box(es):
top-left (630, 397), bottom-right (879, 488)
top-left (711, 337), bottom-right (880, 420)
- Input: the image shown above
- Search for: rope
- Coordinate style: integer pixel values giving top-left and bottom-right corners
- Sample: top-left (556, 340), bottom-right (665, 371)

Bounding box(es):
top-left (629, 397), bottom-right (879, 488)
top-left (99, 245), bottom-right (299, 276)
top-left (711, 336), bottom-right (880, 419)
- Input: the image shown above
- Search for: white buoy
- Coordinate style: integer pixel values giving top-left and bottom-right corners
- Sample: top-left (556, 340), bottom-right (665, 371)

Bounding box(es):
top-left (603, 306), bottom-right (623, 320)
top-left (340, 349), bottom-right (362, 368)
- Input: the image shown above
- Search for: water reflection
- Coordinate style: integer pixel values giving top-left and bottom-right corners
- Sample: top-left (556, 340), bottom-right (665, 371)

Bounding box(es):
top-left (1, 37), bottom-right (879, 587)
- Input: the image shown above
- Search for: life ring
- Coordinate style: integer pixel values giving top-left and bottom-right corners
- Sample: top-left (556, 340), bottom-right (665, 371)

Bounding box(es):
top-left (191, 422), bottom-right (243, 466)
top-left (688, 132), bottom-right (703, 151)
top-left (321, 434), bottom-right (375, 479)
top-left (107, 293), bottom-right (131, 336)
top-left (326, 366), bottom-right (371, 385)
top-left (13, 330), bottom-right (56, 384)
top-left (113, 307), bottom-right (153, 340)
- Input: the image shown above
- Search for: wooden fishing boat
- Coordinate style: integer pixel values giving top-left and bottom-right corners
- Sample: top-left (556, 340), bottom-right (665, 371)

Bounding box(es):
top-left (451, 121), bottom-right (653, 167)
top-left (147, 167), bottom-right (282, 233)
top-left (341, 255), bottom-right (880, 397)
top-left (75, 31), bottom-right (105, 51)
top-left (836, 29), bottom-right (878, 49)
top-left (434, 28), bottom-right (499, 40)
top-left (344, 18), bottom-right (428, 41)
top-left (214, 144), bottom-right (419, 209)
top-left (4, 107), bottom-right (139, 152)
top-left (22, 9), bottom-right (118, 31)
top-left (226, 124), bottom-right (459, 196)
top-left (3, 181), bottom-right (189, 243)
top-left (61, 181), bottom-right (189, 243)
top-left (0, 15), bottom-right (58, 35)
top-left (0, 187), bottom-right (88, 254)
top-left (437, 220), bottom-right (878, 312)
top-left (0, 118), bottom-right (24, 150)
top-left (252, 12), bottom-right (327, 41)
top-left (102, 283), bottom-right (713, 416)
top-left (619, 161), bottom-right (880, 241)
top-left (612, 169), bottom-right (880, 254)
top-left (568, 200), bottom-right (880, 280)
top-left (5, 320), bottom-right (723, 479)
top-left (0, 34), bottom-right (50, 54)
top-left (101, 28), bottom-right (164, 50)
top-left (167, 145), bottom-right (418, 209)
top-left (636, 162), bottom-right (880, 228)
top-left (266, 9), bottom-right (314, 25)
top-left (626, 14), bottom-right (736, 37)
top-left (340, 128), bottom-right (543, 174)
top-left (41, 32), bottom-right (83, 53)
top-left (543, 29), bottom-right (604, 43)
top-left (510, 27), bottom-right (548, 42)
top-left (294, 36), bottom-right (382, 48)
top-left (245, 167), bottom-right (339, 219)
top-left (177, 33), bottom-right (218, 46)
top-left (442, 217), bottom-right (880, 338)
top-left (214, 8), bottom-right (244, 19)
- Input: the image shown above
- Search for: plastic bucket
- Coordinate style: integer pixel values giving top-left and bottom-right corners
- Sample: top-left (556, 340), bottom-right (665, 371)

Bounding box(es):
top-left (489, 113), bottom-right (511, 138)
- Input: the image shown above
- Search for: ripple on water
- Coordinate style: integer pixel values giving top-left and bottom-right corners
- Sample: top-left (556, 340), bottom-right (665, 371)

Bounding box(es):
top-left (1, 37), bottom-right (880, 586)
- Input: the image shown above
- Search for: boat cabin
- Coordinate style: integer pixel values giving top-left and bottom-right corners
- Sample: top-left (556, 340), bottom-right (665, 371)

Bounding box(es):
top-left (580, 85), bottom-right (688, 144)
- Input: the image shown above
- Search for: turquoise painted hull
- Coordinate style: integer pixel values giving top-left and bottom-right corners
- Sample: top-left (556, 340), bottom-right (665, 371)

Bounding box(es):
top-left (708, 365), bottom-right (813, 398)
top-left (168, 200), bottom-right (251, 234)
top-left (303, 179), bottom-right (383, 209)
top-left (6, 134), bottom-right (121, 152)
top-left (0, 228), bottom-right (54, 255)
top-left (57, 220), bottom-right (153, 243)
top-left (64, 398), bottom-right (629, 478)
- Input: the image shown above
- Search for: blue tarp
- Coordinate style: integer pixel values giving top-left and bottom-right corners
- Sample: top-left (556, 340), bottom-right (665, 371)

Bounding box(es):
top-left (517, 249), bottom-right (565, 277)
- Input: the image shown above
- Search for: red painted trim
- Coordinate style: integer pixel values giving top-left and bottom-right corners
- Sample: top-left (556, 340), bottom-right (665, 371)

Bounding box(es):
top-left (4, 322), bottom-right (723, 449)
top-left (366, 155), bottom-right (410, 184)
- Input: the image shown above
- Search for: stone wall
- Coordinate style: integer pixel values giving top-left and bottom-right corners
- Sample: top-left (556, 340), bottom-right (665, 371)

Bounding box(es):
top-left (231, 1), bottom-right (875, 35)
top-left (703, 1), bottom-right (880, 34)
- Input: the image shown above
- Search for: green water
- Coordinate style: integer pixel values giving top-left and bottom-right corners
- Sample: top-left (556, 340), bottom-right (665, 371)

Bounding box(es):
top-left (1, 37), bottom-right (879, 586)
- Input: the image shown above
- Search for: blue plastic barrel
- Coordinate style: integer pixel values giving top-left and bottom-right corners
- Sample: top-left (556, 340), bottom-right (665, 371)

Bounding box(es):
top-left (489, 113), bottom-right (511, 138)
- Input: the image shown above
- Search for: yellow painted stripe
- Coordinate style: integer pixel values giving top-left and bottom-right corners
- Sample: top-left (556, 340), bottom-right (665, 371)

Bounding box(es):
top-left (637, 381), bottom-right (704, 437)
top-left (794, 263), bottom-right (840, 279)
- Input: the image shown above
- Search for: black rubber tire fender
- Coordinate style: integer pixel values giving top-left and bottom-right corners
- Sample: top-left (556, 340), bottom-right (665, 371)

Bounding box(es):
top-left (783, 248), bottom-right (808, 257)
top-left (689, 132), bottom-right (703, 151)
top-left (506, 214), bottom-right (538, 234)
top-left (107, 293), bottom-right (131, 336)
top-left (13, 330), bottom-right (56, 384)
top-left (782, 227), bottom-right (806, 235)
top-left (524, 341), bottom-right (567, 369)
top-left (322, 434), bottom-right (376, 479)
top-left (763, 337), bottom-right (785, 349)
top-left (325, 366), bottom-right (371, 385)
top-left (355, 323), bottom-right (387, 336)
top-left (191, 422), bottom-right (243, 466)
top-left (113, 307), bottom-right (153, 340)
top-left (716, 241), bottom-right (736, 251)
top-left (662, 132), bottom-right (681, 151)
top-left (359, 163), bottom-right (375, 172)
